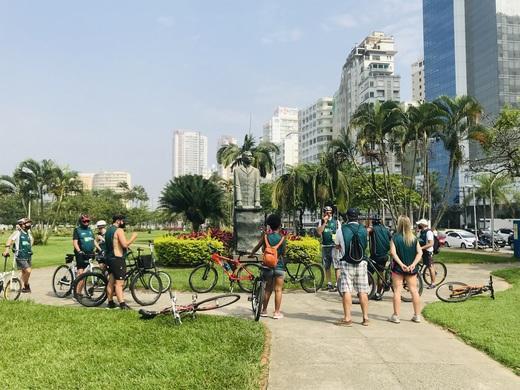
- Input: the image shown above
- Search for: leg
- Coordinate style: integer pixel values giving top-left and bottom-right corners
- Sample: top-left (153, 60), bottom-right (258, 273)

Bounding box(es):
top-left (392, 272), bottom-right (404, 317)
top-left (404, 274), bottom-right (421, 316)
top-left (428, 264), bottom-right (436, 285)
top-left (358, 292), bottom-right (369, 322)
top-left (273, 274), bottom-right (284, 315)
top-left (114, 279), bottom-right (125, 303)
top-left (262, 278), bottom-right (273, 312)
top-left (22, 268), bottom-right (31, 287)
top-left (107, 273), bottom-right (115, 302)
top-left (75, 268), bottom-right (85, 295)
top-left (341, 292), bottom-right (352, 322)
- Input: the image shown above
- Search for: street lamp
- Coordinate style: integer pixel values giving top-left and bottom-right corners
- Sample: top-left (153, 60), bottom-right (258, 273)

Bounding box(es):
top-left (472, 185), bottom-right (478, 247)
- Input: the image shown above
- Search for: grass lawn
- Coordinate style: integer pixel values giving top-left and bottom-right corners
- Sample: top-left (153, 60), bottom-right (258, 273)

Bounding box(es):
top-left (436, 249), bottom-right (515, 264)
top-left (423, 267), bottom-right (520, 375)
top-left (0, 300), bottom-right (265, 389)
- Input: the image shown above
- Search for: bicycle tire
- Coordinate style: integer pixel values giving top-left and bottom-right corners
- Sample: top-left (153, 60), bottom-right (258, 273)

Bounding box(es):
top-left (300, 263), bottom-right (325, 293)
top-left (252, 279), bottom-right (265, 321)
top-left (399, 274), bottom-right (424, 302)
top-left (189, 264), bottom-right (218, 293)
top-left (73, 272), bottom-right (108, 307)
top-left (150, 270), bottom-right (171, 293)
top-left (4, 277), bottom-right (22, 300)
top-left (436, 282), bottom-right (470, 302)
top-left (350, 272), bottom-right (376, 303)
top-left (52, 265), bottom-right (74, 298)
top-left (422, 261), bottom-right (447, 286)
top-left (237, 263), bottom-right (261, 293)
top-left (194, 293), bottom-right (240, 312)
top-left (130, 270), bottom-right (163, 306)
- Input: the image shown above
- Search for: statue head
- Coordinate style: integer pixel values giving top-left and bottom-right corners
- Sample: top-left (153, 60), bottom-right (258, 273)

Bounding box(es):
top-left (242, 151), bottom-right (253, 166)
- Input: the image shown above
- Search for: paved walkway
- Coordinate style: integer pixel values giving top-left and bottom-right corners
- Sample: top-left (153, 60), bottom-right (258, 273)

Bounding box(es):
top-left (19, 262), bottom-right (520, 389)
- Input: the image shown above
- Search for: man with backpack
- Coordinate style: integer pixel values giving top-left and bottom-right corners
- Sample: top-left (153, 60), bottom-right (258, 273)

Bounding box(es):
top-left (317, 206), bottom-right (340, 292)
top-left (368, 215), bottom-right (391, 299)
top-left (335, 208), bottom-right (370, 326)
top-left (417, 219), bottom-right (435, 288)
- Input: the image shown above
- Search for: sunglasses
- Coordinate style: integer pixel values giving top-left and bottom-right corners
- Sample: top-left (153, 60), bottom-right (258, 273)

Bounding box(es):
top-left (81, 220), bottom-right (90, 223)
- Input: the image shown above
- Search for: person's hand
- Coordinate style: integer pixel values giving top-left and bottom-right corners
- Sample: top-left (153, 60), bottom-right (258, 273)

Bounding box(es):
top-left (401, 264), bottom-right (409, 272)
top-left (322, 214), bottom-right (330, 223)
top-left (131, 233), bottom-right (138, 240)
top-left (2, 251), bottom-right (9, 258)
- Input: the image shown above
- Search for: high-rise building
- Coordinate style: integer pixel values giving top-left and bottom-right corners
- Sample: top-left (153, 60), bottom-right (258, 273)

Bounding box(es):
top-left (172, 130), bottom-right (208, 178)
top-left (333, 31), bottom-right (401, 136)
top-left (275, 132), bottom-right (299, 177)
top-left (78, 173), bottom-right (94, 191)
top-left (423, 0), bottom-right (520, 206)
top-left (217, 135), bottom-right (237, 181)
top-left (91, 172), bottom-right (131, 193)
top-left (411, 58), bottom-right (425, 102)
top-left (263, 107), bottom-right (299, 144)
top-left (299, 97), bottom-right (334, 164)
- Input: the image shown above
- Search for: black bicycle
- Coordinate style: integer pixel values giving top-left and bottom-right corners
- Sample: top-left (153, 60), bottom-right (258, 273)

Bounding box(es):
top-left (249, 266), bottom-right (269, 321)
top-left (418, 258), bottom-right (447, 287)
top-left (283, 255), bottom-right (324, 293)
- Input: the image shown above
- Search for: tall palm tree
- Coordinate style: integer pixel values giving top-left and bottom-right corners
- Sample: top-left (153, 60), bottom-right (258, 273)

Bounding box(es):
top-left (217, 134), bottom-right (279, 177)
top-left (0, 174), bottom-right (35, 217)
top-left (159, 175), bottom-right (225, 232)
top-left (312, 154), bottom-right (349, 212)
top-left (49, 168), bottom-right (82, 226)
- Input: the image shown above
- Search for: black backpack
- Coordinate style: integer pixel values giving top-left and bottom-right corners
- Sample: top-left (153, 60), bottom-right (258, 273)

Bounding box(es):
top-left (433, 234), bottom-right (440, 254)
top-left (345, 224), bottom-right (364, 263)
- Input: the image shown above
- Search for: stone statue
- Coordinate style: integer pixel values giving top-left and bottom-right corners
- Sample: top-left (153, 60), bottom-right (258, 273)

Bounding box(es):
top-left (233, 151), bottom-right (261, 210)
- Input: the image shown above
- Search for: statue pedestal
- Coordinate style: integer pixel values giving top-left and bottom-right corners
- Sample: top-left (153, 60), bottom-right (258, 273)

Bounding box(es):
top-left (234, 209), bottom-right (264, 254)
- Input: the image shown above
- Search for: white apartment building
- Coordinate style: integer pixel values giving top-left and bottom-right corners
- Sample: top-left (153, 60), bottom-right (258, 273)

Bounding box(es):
top-left (172, 130), bottom-right (208, 178)
top-left (78, 173), bottom-right (95, 191)
top-left (275, 132), bottom-right (299, 177)
top-left (217, 135), bottom-right (237, 181)
top-left (90, 172), bottom-right (131, 193)
top-left (411, 58), bottom-right (425, 102)
top-left (299, 97), bottom-right (334, 164)
top-left (333, 31), bottom-right (401, 136)
top-left (263, 107), bottom-right (299, 144)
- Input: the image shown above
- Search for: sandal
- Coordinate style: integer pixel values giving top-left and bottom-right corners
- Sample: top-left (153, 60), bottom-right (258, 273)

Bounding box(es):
top-left (361, 319), bottom-right (370, 326)
top-left (334, 319), bottom-right (353, 327)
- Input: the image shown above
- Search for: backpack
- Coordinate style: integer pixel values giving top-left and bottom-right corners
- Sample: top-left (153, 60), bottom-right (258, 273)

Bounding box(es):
top-left (344, 224), bottom-right (364, 263)
top-left (263, 234), bottom-right (285, 268)
top-left (433, 234), bottom-right (441, 254)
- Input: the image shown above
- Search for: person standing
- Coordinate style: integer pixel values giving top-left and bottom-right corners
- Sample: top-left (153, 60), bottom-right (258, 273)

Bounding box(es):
top-left (317, 206), bottom-right (340, 292)
top-left (388, 215), bottom-right (422, 323)
top-left (95, 220), bottom-right (107, 270)
top-left (367, 215), bottom-right (391, 299)
top-left (417, 219), bottom-right (435, 288)
top-left (335, 208), bottom-right (370, 326)
top-left (105, 215), bottom-right (137, 310)
top-left (2, 218), bottom-right (34, 293)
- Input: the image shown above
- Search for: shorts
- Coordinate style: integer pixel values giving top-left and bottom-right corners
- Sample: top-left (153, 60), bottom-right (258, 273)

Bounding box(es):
top-left (368, 255), bottom-right (388, 273)
top-left (262, 267), bottom-right (285, 282)
top-left (16, 258), bottom-right (32, 270)
top-left (75, 252), bottom-right (94, 269)
top-left (321, 246), bottom-right (334, 270)
top-left (391, 261), bottom-right (418, 275)
top-left (337, 261), bottom-right (370, 295)
top-left (106, 256), bottom-right (126, 280)
top-left (422, 251), bottom-right (433, 267)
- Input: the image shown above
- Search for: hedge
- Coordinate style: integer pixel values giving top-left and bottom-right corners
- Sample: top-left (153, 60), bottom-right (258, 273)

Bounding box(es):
top-left (286, 237), bottom-right (321, 263)
top-left (154, 236), bottom-right (224, 266)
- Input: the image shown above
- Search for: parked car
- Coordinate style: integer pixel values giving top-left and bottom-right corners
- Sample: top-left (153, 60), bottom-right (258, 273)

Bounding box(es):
top-left (509, 233), bottom-right (514, 249)
top-left (495, 228), bottom-right (513, 241)
top-left (436, 232), bottom-right (446, 247)
top-left (444, 230), bottom-right (477, 249)
top-left (480, 232), bottom-right (507, 248)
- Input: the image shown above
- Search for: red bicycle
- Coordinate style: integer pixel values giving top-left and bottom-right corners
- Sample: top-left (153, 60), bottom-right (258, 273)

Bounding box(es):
top-left (188, 245), bottom-right (261, 293)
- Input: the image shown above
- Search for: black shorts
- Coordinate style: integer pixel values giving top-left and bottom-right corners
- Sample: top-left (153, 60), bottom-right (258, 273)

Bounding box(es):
top-left (75, 252), bottom-right (93, 269)
top-left (422, 251), bottom-right (433, 267)
top-left (106, 256), bottom-right (126, 280)
top-left (368, 256), bottom-right (388, 273)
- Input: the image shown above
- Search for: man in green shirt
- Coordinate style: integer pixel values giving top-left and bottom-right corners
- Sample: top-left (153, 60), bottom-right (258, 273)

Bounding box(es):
top-left (368, 215), bottom-right (391, 299)
top-left (317, 206), bottom-right (339, 291)
top-left (3, 218), bottom-right (34, 292)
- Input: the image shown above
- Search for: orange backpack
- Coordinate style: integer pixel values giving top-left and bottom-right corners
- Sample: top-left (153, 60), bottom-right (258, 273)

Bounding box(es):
top-left (263, 234), bottom-right (285, 268)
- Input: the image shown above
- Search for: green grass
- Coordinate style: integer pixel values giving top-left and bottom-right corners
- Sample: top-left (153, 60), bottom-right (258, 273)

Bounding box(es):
top-left (0, 300), bottom-right (265, 389)
top-left (436, 250), bottom-right (515, 264)
top-left (423, 268), bottom-right (520, 375)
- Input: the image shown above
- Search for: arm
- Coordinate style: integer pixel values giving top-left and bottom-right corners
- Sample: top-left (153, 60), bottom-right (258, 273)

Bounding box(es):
top-left (251, 232), bottom-right (265, 254)
top-left (115, 228), bottom-right (137, 249)
top-left (2, 232), bottom-right (17, 257)
top-left (234, 169), bottom-right (242, 206)
top-left (72, 228), bottom-right (82, 252)
top-left (316, 215), bottom-right (329, 236)
top-left (421, 230), bottom-right (434, 251)
top-left (410, 241), bottom-right (423, 269)
top-left (390, 240), bottom-right (408, 271)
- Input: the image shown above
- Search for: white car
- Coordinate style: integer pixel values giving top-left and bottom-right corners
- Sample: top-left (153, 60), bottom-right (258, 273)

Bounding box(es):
top-left (495, 228), bottom-right (513, 241)
top-left (445, 230), bottom-right (476, 249)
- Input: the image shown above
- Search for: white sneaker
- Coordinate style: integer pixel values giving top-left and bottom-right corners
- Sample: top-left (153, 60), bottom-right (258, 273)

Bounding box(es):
top-left (388, 314), bottom-right (400, 324)
top-left (411, 314), bottom-right (422, 323)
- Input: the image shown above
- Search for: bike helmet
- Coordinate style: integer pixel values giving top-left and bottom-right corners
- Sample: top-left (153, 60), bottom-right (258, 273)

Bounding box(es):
top-left (96, 220), bottom-right (107, 228)
top-left (323, 206), bottom-right (333, 213)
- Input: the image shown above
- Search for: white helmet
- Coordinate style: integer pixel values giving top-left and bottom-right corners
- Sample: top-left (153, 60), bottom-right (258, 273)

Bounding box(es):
top-left (96, 220), bottom-right (107, 228)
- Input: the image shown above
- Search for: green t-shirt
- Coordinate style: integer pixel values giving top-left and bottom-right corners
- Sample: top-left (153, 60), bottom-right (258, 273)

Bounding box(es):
top-left (104, 225), bottom-right (117, 258)
top-left (321, 219), bottom-right (337, 246)
top-left (266, 232), bottom-right (286, 270)
top-left (370, 224), bottom-right (390, 259)
top-left (17, 230), bottom-right (33, 260)
top-left (73, 226), bottom-right (96, 253)
top-left (392, 234), bottom-right (419, 273)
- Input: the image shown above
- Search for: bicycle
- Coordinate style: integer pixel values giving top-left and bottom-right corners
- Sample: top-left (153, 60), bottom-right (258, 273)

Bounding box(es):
top-left (51, 253), bottom-right (102, 298)
top-left (249, 266), bottom-right (270, 321)
top-left (435, 275), bottom-right (495, 302)
top-left (283, 255), bottom-right (324, 293)
top-left (138, 290), bottom-right (240, 325)
top-left (188, 246), bottom-right (261, 293)
top-left (417, 257), bottom-right (447, 287)
top-left (0, 255), bottom-right (22, 300)
top-left (134, 241), bottom-right (172, 294)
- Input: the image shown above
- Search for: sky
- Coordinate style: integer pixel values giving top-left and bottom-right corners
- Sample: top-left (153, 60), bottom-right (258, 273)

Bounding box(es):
top-left (0, 0), bottom-right (423, 203)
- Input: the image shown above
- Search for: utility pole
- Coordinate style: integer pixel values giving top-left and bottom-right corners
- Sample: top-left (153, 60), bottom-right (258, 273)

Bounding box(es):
top-left (472, 185), bottom-right (478, 247)
top-left (489, 172), bottom-right (502, 248)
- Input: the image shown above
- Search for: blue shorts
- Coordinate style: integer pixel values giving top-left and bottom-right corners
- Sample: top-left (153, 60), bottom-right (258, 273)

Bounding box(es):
top-left (321, 246), bottom-right (334, 270)
top-left (262, 268), bottom-right (285, 281)
top-left (16, 258), bottom-right (32, 270)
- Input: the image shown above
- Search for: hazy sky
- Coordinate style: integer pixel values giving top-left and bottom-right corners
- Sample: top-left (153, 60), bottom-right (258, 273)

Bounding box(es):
top-left (0, 0), bottom-right (422, 202)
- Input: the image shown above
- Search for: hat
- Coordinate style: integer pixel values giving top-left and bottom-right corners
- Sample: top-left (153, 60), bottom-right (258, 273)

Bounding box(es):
top-left (323, 206), bottom-right (333, 212)
top-left (346, 208), bottom-right (359, 219)
top-left (417, 219), bottom-right (429, 227)
top-left (17, 217), bottom-right (30, 225)
top-left (96, 220), bottom-right (107, 228)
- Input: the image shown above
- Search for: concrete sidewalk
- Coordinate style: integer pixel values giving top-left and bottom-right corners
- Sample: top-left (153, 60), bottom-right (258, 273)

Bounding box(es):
top-left (19, 262), bottom-right (520, 389)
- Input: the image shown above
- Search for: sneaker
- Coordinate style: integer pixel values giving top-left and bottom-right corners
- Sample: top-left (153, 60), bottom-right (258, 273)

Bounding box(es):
top-left (426, 284), bottom-right (436, 289)
top-left (328, 284), bottom-right (337, 292)
top-left (273, 312), bottom-right (284, 319)
top-left (411, 314), bottom-right (422, 323)
top-left (21, 286), bottom-right (31, 293)
top-left (388, 314), bottom-right (400, 324)
top-left (260, 311), bottom-right (268, 317)
top-left (120, 302), bottom-right (132, 310)
top-left (107, 301), bottom-right (117, 309)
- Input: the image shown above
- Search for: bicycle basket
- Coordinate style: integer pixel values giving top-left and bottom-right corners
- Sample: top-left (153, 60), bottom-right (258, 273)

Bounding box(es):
top-left (65, 254), bottom-right (75, 264)
top-left (137, 255), bottom-right (154, 269)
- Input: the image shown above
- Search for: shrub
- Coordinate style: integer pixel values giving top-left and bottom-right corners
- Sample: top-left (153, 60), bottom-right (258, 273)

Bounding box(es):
top-left (285, 236), bottom-right (321, 263)
top-left (154, 236), bottom-right (224, 266)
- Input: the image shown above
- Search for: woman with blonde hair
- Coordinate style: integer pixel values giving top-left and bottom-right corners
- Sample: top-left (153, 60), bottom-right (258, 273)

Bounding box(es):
top-left (388, 215), bottom-right (422, 323)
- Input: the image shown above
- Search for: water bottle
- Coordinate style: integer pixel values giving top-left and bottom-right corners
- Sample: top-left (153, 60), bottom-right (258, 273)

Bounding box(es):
top-left (223, 262), bottom-right (231, 272)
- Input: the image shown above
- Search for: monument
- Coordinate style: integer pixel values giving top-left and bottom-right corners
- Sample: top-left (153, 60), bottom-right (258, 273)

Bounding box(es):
top-left (233, 151), bottom-right (264, 253)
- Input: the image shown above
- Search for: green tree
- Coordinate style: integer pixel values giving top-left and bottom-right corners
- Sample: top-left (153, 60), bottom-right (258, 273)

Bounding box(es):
top-left (159, 175), bottom-right (225, 232)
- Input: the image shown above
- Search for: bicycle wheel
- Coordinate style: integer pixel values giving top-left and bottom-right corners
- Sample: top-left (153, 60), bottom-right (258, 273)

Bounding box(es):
top-left (352, 272), bottom-right (376, 304)
top-left (252, 279), bottom-right (265, 321)
top-left (237, 263), bottom-right (261, 293)
top-left (149, 270), bottom-right (171, 293)
top-left (189, 264), bottom-right (218, 293)
top-left (4, 277), bottom-right (22, 300)
top-left (195, 294), bottom-right (240, 312)
top-left (300, 263), bottom-right (325, 293)
top-left (130, 271), bottom-right (163, 306)
top-left (400, 274), bottom-right (423, 302)
top-left (73, 272), bottom-right (107, 307)
top-left (422, 262), bottom-right (447, 286)
top-left (436, 282), bottom-right (470, 302)
top-left (52, 265), bottom-right (74, 298)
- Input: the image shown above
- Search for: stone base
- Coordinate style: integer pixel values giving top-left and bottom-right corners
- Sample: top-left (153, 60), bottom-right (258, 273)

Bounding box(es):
top-left (234, 209), bottom-right (264, 254)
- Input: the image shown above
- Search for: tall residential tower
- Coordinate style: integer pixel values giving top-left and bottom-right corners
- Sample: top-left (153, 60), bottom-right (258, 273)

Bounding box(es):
top-left (172, 130), bottom-right (208, 178)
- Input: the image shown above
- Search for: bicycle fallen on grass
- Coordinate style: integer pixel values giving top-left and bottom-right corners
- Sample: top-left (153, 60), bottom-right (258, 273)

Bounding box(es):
top-left (435, 275), bottom-right (495, 302)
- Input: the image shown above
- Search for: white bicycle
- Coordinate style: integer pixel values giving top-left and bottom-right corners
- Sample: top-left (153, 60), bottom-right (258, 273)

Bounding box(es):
top-left (0, 255), bottom-right (22, 300)
top-left (51, 253), bottom-right (102, 298)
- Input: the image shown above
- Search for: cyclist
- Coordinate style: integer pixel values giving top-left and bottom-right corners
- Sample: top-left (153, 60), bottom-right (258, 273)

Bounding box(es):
top-left (367, 215), bottom-right (391, 299)
top-left (95, 220), bottom-right (107, 270)
top-left (105, 214), bottom-right (137, 310)
top-left (417, 219), bottom-right (435, 288)
top-left (2, 218), bottom-right (34, 293)
top-left (72, 214), bottom-right (100, 295)
top-left (317, 206), bottom-right (340, 292)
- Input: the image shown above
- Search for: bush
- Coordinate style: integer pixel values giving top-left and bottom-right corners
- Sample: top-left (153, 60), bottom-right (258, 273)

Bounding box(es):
top-left (154, 236), bottom-right (224, 266)
top-left (285, 236), bottom-right (321, 263)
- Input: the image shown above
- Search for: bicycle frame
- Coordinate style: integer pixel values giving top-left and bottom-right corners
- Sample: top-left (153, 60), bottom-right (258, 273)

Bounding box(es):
top-left (284, 261), bottom-right (308, 283)
top-left (208, 251), bottom-right (257, 283)
top-left (0, 256), bottom-right (17, 295)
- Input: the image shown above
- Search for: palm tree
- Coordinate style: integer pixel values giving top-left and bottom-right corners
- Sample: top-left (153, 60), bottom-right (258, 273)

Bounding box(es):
top-left (312, 154), bottom-right (349, 212)
top-left (0, 174), bottom-right (35, 217)
top-left (466, 174), bottom-right (511, 226)
top-left (49, 168), bottom-right (82, 226)
top-left (217, 134), bottom-right (279, 177)
top-left (159, 175), bottom-right (225, 232)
